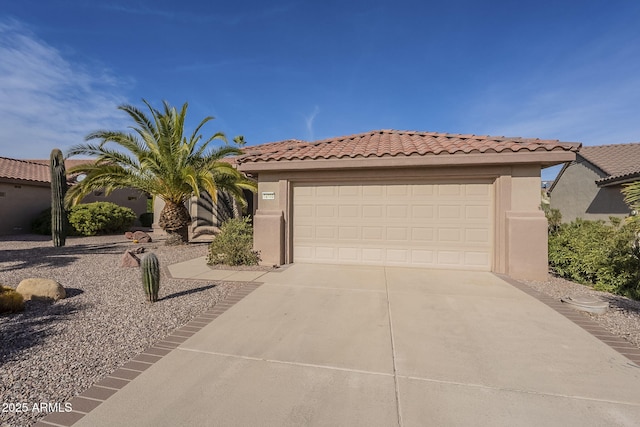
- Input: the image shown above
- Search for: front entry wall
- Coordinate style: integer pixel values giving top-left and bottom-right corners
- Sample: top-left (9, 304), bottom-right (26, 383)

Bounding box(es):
top-left (292, 182), bottom-right (493, 270)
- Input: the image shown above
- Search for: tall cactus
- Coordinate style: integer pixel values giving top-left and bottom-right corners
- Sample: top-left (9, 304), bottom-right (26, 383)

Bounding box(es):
top-left (50, 148), bottom-right (68, 247)
top-left (141, 253), bottom-right (160, 303)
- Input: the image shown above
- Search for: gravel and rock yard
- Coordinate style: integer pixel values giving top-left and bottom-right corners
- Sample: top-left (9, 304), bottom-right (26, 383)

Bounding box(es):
top-left (0, 234), bottom-right (240, 427)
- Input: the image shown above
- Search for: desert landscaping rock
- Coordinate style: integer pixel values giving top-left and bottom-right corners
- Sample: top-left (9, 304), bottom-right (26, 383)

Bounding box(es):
top-left (120, 247), bottom-right (145, 267)
top-left (132, 230), bottom-right (152, 243)
top-left (0, 234), bottom-right (238, 427)
top-left (16, 278), bottom-right (66, 301)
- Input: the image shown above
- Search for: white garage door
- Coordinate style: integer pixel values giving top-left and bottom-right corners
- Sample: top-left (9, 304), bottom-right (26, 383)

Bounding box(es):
top-left (293, 182), bottom-right (493, 270)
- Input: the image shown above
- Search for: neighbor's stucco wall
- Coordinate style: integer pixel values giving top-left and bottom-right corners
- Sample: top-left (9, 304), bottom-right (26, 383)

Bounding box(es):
top-left (0, 181), bottom-right (50, 235)
top-left (251, 163), bottom-right (549, 280)
top-left (550, 160), bottom-right (630, 222)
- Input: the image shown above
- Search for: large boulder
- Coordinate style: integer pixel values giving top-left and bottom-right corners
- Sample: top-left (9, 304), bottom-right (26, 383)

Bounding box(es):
top-left (16, 278), bottom-right (66, 301)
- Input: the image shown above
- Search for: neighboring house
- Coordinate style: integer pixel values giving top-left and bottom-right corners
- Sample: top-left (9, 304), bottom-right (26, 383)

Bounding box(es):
top-left (549, 143), bottom-right (640, 222)
top-left (0, 157), bottom-right (51, 235)
top-left (236, 129), bottom-right (580, 281)
top-left (0, 156), bottom-right (149, 235)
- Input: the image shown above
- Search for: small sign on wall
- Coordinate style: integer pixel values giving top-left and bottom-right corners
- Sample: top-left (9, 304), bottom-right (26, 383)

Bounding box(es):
top-left (262, 192), bottom-right (275, 200)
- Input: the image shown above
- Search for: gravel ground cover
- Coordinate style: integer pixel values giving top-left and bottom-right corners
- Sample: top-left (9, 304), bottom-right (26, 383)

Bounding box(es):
top-left (0, 234), bottom-right (239, 427)
top-left (521, 275), bottom-right (640, 350)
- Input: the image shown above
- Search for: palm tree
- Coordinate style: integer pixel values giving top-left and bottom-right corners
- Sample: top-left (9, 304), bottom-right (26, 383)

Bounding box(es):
top-left (622, 181), bottom-right (640, 221)
top-left (65, 99), bottom-right (256, 244)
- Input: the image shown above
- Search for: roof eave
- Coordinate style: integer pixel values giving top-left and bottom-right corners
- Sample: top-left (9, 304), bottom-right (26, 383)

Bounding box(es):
top-left (0, 177), bottom-right (50, 186)
top-left (238, 150), bottom-right (578, 173)
top-left (597, 173), bottom-right (640, 187)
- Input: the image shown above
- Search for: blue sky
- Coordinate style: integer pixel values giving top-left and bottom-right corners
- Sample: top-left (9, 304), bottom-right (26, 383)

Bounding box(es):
top-left (1, 1), bottom-right (639, 180)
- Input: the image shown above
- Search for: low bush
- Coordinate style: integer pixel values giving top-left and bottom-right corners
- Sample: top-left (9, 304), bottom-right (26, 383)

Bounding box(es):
top-left (32, 203), bottom-right (137, 236)
top-left (207, 217), bottom-right (260, 266)
top-left (31, 202), bottom-right (136, 236)
top-left (0, 285), bottom-right (24, 314)
top-left (139, 212), bottom-right (154, 228)
top-left (549, 218), bottom-right (640, 299)
top-left (69, 202), bottom-right (136, 236)
top-left (31, 208), bottom-right (54, 235)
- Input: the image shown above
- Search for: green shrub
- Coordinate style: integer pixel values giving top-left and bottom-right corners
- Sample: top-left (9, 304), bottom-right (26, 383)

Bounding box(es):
top-left (542, 206), bottom-right (562, 235)
top-left (207, 217), bottom-right (260, 266)
top-left (549, 218), bottom-right (640, 299)
top-left (139, 212), bottom-right (154, 227)
top-left (31, 208), bottom-right (54, 235)
top-left (68, 202), bottom-right (136, 236)
top-left (0, 285), bottom-right (25, 314)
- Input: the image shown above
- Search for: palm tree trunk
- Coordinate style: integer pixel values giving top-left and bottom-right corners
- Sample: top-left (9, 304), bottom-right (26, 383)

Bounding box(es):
top-left (158, 200), bottom-right (191, 245)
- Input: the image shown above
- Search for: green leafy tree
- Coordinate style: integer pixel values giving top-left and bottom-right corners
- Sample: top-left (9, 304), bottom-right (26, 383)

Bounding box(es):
top-left (66, 100), bottom-right (256, 244)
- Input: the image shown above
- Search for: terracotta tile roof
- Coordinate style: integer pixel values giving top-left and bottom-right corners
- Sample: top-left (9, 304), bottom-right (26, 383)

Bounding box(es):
top-left (237, 130), bottom-right (580, 163)
top-left (0, 157), bottom-right (50, 183)
top-left (222, 140), bottom-right (308, 165)
top-left (578, 143), bottom-right (640, 186)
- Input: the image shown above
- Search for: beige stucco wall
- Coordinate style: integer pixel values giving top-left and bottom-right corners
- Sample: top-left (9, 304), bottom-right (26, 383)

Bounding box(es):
top-left (550, 160), bottom-right (630, 222)
top-left (250, 163), bottom-right (549, 280)
top-left (0, 181), bottom-right (50, 234)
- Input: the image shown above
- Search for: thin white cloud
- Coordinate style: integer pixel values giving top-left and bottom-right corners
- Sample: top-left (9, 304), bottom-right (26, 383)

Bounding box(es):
top-left (304, 105), bottom-right (320, 141)
top-left (464, 28), bottom-right (640, 147)
top-left (0, 19), bottom-right (131, 159)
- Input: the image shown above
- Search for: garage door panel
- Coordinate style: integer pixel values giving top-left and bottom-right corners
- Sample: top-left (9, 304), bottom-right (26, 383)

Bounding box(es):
top-left (362, 227), bottom-right (384, 240)
top-left (387, 205), bottom-right (409, 218)
top-left (438, 185), bottom-right (462, 196)
top-left (411, 227), bottom-right (434, 242)
top-left (293, 182), bottom-right (493, 270)
top-left (466, 205), bottom-right (490, 219)
top-left (362, 185), bottom-right (384, 197)
top-left (362, 205), bottom-right (384, 217)
top-left (466, 228), bottom-right (490, 243)
top-left (412, 205), bottom-right (435, 219)
top-left (465, 252), bottom-right (491, 266)
top-left (338, 226), bottom-right (359, 240)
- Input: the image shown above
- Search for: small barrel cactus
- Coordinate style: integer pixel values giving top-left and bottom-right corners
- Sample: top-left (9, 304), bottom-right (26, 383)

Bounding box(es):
top-left (141, 253), bottom-right (160, 303)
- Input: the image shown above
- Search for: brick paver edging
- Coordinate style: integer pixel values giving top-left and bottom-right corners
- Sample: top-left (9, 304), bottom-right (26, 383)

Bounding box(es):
top-left (496, 274), bottom-right (640, 367)
top-left (34, 282), bottom-right (262, 427)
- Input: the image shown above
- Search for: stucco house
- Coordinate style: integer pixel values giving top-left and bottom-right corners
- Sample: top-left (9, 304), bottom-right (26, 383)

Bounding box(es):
top-left (0, 157), bottom-right (51, 235)
top-left (549, 143), bottom-right (640, 222)
top-left (0, 156), bottom-right (149, 235)
top-left (236, 129), bottom-right (580, 280)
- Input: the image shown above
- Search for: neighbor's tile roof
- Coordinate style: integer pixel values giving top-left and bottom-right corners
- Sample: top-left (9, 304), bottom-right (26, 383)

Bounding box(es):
top-left (578, 143), bottom-right (640, 185)
top-left (0, 157), bottom-right (97, 184)
top-left (27, 159), bottom-right (96, 169)
top-left (237, 130), bottom-right (580, 163)
top-left (0, 157), bottom-right (50, 183)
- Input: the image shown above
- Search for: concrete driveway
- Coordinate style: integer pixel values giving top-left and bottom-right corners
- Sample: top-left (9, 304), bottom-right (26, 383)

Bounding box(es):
top-left (71, 264), bottom-right (640, 426)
